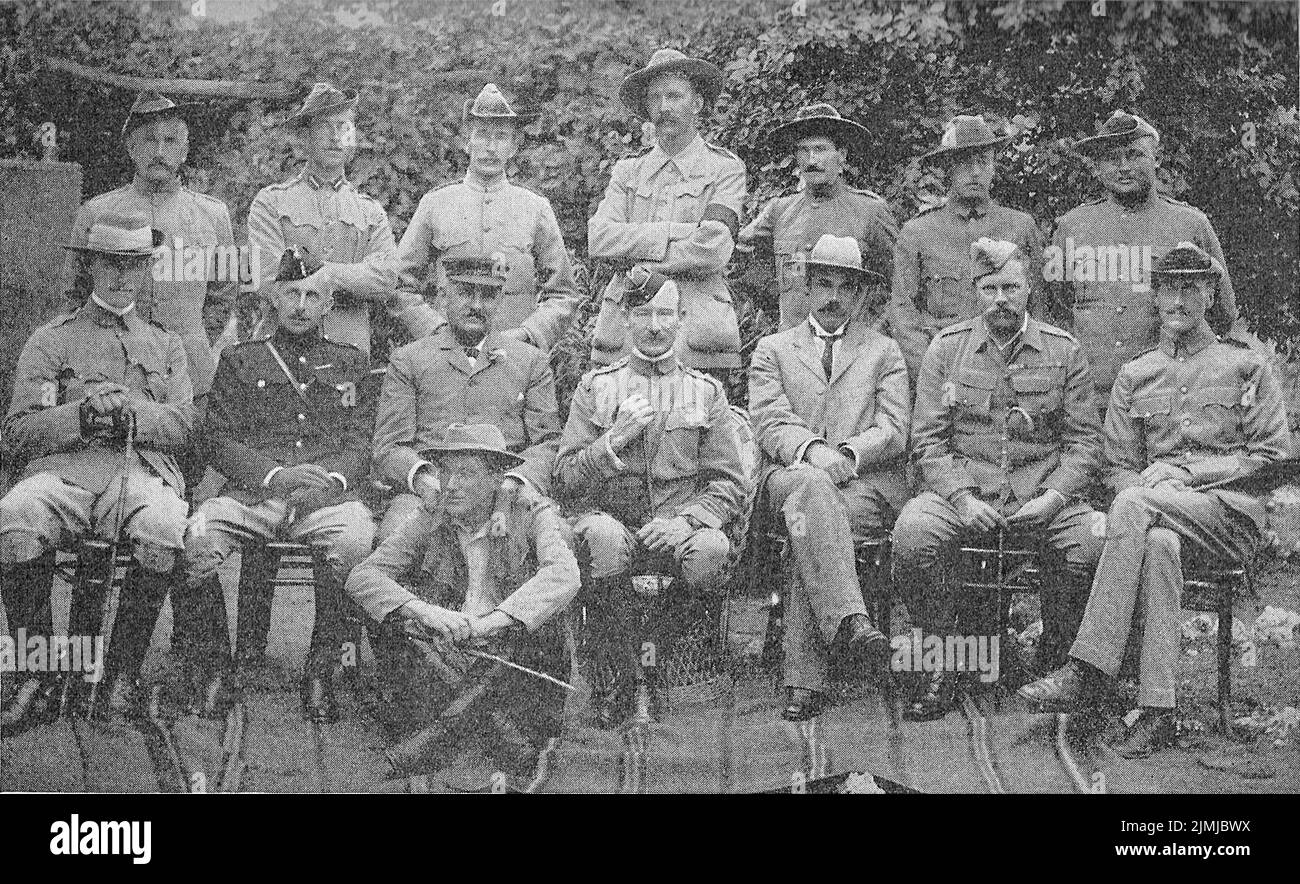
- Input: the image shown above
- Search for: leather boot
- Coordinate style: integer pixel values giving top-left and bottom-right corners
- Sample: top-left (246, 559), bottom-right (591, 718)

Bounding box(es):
top-left (1, 553), bottom-right (61, 734)
top-left (301, 546), bottom-right (344, 723)
top-left (904, 670), bottom-right (956, 722)
top-left (585, 577), bottom-right (638, 729)
top-left (62, 540), bottom-right (115, 714)
top-left (234, 544), bottom-right (277, 668)
top-left (94, 558), bottom-right (171, 721)
top-left (184, 573), bottom-right (234, 718)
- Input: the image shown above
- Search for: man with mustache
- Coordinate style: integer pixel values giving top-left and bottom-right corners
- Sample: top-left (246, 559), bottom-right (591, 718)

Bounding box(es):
top-left (554, 270), bottom-right (748, 726)
top-left (737, 103), bottom-right (898, 331)
top-left (248, 82), bottom-right (438, 363)
top-left (1047, 111), bottom-right (1238, 405)
top-left (2, 215), bottom-right (194, 730)
top-left (1019, 243), bottom-right (1290, 757)
top-left (373, 254), bottom-right (561, 540)
top-left (65, 92), bottom-right (236, 400)
top-left (889, 115), bottom-right (1044, 385)
top-left (893, 238), bottom-right (1104, 722)
top-left (391, 84), bottom-right (578, 353)
top-left (178, 246), bottom-right (376, 722)
top-left (748, 235), bottom-right (910, 721)
top-left (589, 48), bottom-right (747, 374)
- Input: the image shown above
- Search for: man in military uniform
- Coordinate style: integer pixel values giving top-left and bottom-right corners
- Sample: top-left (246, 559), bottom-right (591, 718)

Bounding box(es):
top-left (66, 92), bottom-right (236, 398)
top-left (749, 235), bottom-right (910, 721)
top-left (2, 215), bottom-right (194, 729)
top-left (889, 115), bottom-right (1044, 384)
top-left (1047, 111), bottom-right (1239, 404)
top-left (179, 246), bottom-right (375, 722)
top-left (737, 103), bottom-right (898, 332)
top-left (391, 84), bottom-right (579, 353)
top-left (554, 270), bottom-right (748, 726)
top-left (893, 238), bottom-right (1104, 722)
top-left (1019, 244), bottom-right (1291, 758)
top-left (589, 48), bottom-right (747, 372)
top-left (373, 255), bottom-right (561, 539)
top-left (346, 424), bottom-right (580, 782)
top-left (247, 82), bottom-right (438, 362)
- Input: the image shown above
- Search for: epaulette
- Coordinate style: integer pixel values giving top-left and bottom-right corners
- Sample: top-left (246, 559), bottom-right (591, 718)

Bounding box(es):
top-left (684, 364), bottom-right (725, 395)
top-left (48, 311), bottom-right (78, 328)
top-left (320, 334), bottom-right (364, 356)
top-left (704, 141), bottom-right (742, 162)
top-left (933, 320), bottom-right (973, 341)
top-left (846, 186), bottom-right (887, 202)
top-left (1039, 324), bottom-right (1079, 343)
top-left (423, 178), bottom-right (461, 196)
top-left (915, 199), bottom-right (946, 216)
top-left (263, 175), bottom-right (302, 192)
top-left (590, 358), bottom-right (626, 376)
top-left (187, 189), bottom-right (229, 210)
top-left (1219, 335), bottom-right (1251, 349)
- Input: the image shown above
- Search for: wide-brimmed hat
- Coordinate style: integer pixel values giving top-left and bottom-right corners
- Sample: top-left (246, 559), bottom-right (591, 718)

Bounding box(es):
top-left (121, 91), bottom-right (195, 139)
top-left (1151, 242), bottom-right (1223, 280)
top-left (804, 234), bottom-right (884, 283)
top-left (285, 82), bottom-right (360, 128)
top-left (770, 103), bottom-right (870, 155)
top-left (442, 253), bottom-right (509, 288)
top-left (970, 237), bottom-right (1027, 281)
top-left (1073, 110), bottom-right (1160, 156)
top-left (64, 213), bottom-right (162, 257)
top-left (462, 83), bottom-right (538, 126)
top-left (619, 48), bottom-right (725, 118)
top-left (423, 424), bottom-right (525, 468)
top-left (921, 114), bottom-right (1010, 162)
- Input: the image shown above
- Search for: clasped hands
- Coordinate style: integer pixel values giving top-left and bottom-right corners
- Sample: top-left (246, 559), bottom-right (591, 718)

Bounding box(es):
top-left (401, 599), bottom-right (516, 644)
top-left (953, 489), bottom-right (1065, 533)
top-left (268, 464), bottom-right (345, 514)
top-left (79, 383), bottom-right (139, 441)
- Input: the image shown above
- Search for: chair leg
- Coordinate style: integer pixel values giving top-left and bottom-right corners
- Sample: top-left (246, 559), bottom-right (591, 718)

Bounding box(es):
top-left (1217, 587), bottom-right (1233, 735)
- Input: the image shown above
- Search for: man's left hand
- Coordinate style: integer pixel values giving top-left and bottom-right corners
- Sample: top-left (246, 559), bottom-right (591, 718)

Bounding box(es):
top-left (1141, 462), bottom-right (1193, 489)
top-left (469, 611), bottom-right (518, 640)
top-left (1006, 491), bottom-right (1065, 527)
top-left (637, 516), bottom-right (693, 552)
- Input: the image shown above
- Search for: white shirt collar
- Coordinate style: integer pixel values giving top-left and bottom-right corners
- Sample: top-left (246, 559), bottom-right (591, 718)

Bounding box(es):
top-left (808, 314), bottom-right (849, 338)
top-left (90, 294), bottom-right (136, 318)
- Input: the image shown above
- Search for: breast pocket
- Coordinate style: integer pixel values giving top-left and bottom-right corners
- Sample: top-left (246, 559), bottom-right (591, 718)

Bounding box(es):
top-left (1185, 385), bottom-right (1241, 441)
top-left (672, 177), bottom-right (710, 222)
top-left (952, 368), bottom-right (995, 418)
top-left (663, 406), bottom-right (709, 467)
top-left (1011, 373), bottom-right (1063, 415)
top-left (1129, 394), bottom-right (1173, 428)
top-left (921, 258), bottom-right (969, 320)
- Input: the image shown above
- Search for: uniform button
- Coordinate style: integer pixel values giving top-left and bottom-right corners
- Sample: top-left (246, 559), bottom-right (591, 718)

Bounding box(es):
top-left (295, 439), bottom-right (303, 448)
top-left (1182, 417), bottom-right (1191, 426)
top-left (1180, 386), bottom-right (1188, 394)
top-left (1177, 356), bottom-right (1186, 362)
top-left (297, 413), bottom-right (305, 421)
top-left (257, 379), bottom-right (266, 388)
top-left (482, 225), bottom-right (491, 232)
top-left (1116, 305), bottom-right (1125, 313)
top-left (1115, 340), bottom-right (1123, 347)
top-left (299, 383), bottom-right (308, 391)
top-left (298, 356), bottom-right (306, 363)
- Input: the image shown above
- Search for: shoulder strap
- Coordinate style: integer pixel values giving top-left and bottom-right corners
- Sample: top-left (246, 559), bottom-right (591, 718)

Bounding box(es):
top-left (263, 339), bottom-right (311, 406)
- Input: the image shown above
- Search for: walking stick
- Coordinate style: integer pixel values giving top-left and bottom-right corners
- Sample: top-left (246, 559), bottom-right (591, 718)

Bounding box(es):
top-left (85, 411), bottom-right (135, 717)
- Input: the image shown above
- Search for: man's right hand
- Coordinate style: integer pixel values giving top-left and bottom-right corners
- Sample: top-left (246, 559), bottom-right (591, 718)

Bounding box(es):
top-left (953, 491), bottom-right (1008, 533)
top-left (803, 442), bottom-right (856, 485)
top-left (413, 469), bottom-right (441, 508)
top-left (268, 463), bottom-right (336, 498)
top-left (608, 393), bottom-right (656, 452)
top-left (402, 600), bottom-right (473, 643)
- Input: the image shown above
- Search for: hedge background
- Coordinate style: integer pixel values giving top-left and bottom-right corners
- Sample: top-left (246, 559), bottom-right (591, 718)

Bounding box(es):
top-left (2, 0), bottom-right (1297, 412)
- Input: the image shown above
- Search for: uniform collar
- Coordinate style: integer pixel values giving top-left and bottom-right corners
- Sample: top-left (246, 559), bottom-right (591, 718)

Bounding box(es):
top-left (806, 178), bottom-right (844, 203)
top-left (463, 170), bottom-right (508, 193)
top-left (1160, 320), bottom-right (1216, 358)
top-left (947, 194), bottom-right (991, 220)
top-left (303, 169), bottom-right (348, 191)
top-left (131, 173), bottom-right (181, 196)
top-left (973, 311), bottom-right (1037, 353)
top-left (271, 325), bottom-right (323, 356)
top-left (642, 133), bottom-right (706, 181)
top-left (1107, 189), bottom-right (1158, 213)
top-left (85, 297), bottom-right (142, 330)
top-left (628, 349), bottom-right (680, 376)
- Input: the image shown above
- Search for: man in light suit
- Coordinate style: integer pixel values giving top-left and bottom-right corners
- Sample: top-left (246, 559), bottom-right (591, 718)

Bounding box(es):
top-left (748, 234), bottom-right (911, 720)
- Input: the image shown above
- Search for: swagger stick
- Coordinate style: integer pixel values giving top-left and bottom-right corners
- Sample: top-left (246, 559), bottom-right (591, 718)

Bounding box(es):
top-left (86, 411), bottom-right (135, 717)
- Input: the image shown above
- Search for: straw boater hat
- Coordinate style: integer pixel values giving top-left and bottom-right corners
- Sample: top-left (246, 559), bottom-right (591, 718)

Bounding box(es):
top-left (619, 47), bottom-right (725, 118)
top-left (462, 83), bottom-right (538, 125)
top-left (1073, 110), bottom-right (1160, 156)
top-left (285, 82), bottom-right (360, 128)
top-left (804, 234), bottom-right (884, 283)
top-left (64, 213), bottom-right (162, 257)
top-left (424, 423), bottom-right (525, 468)
top-left (769, 103), bottom-right (871, 156)
top-left (121, 91), bottom-right (195, 138)
top-left (921, 114), bottom-right (1010, 162)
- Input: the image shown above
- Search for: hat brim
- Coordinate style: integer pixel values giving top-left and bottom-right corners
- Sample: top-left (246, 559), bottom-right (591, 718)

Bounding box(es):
top-left (1072, 129), bottom-right (1156, 156)
top-left (462, 99), bottom-right (540, 126)
top-left (619, 57), bottom-right (725, 117)
top-left (63, 244), bottom-right (156, 258)
top-left (285, 92), bottom-right (360, 128)
top-left (1151, 267), bottom-right (1221, 279)
top-left (921, 134), bottom-right (1010, 162)
top-left (121, 104), bottom-right (197, 138)
top-left (770, 117), bottom-right (871, 155)
top-left (804, 260), bottom-right (885, 283)
top-left (445, 273), bottom-right (507, 287)
top-left (422, 445), bottom-right (526, 468)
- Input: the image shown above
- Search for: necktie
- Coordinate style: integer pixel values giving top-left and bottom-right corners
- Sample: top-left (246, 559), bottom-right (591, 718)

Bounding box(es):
top-left (464, 346), bottom-right (479, 363)
top-left (818, 333), bottom-right (841, 379)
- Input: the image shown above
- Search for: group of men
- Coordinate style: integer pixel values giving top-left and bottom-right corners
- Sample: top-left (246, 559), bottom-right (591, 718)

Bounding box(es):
top-left (0, 43), bottom-right (1291, 777)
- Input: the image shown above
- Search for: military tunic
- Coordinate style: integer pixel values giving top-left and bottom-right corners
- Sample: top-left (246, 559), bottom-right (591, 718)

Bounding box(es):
top-left (888, 197), bottom-right (1044, 383)
top-left (391, 175), bottom-right (579, 353)
top-left (588, 135), bottom-right (747, 369)
top-left (738, 183), bottom-right (898, 330)
top-left (67, 176), bottom-right (237, 394)
top-left (0, 303), bottom-right (194, 563)
top-left (247, 171), bottom-right (437, 361)
top-left (1070, 323), bottom-right (1291, 707)
top-left (1047, 193), bottom-right (1238, 401)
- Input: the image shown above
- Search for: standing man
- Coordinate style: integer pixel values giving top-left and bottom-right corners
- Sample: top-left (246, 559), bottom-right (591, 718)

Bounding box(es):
top-left (180, 246), bottom-right (376, 722)
top-left (1048, 111), bottom-right (1239, 404)
top-left (2, 215), bottom-right (194, 729)
top-left (889, 115), bottom-right (1044, 384)
top-left (247, 82), bottom-right (437, 362)
top-left (1019, 244), bottom-right (1290, 758)
top-left (391, 84), bottom-right (579, 353)
top-left (893, 238), bottom-right (1104, 722)
top-left (346, 424), bottom-right (580, 782)
top-left (748, 235), bottom-right (911, 721)
top-left (554, 270), bottom-right (749, 727)
top-left (589, 48), bottom-right (747, 373)
top-left (738, 103), bottom-right (898, 331)
top-left (372, 255), bottom-right (561, 539)
top-left (67, 92), bottom-right (236, 398)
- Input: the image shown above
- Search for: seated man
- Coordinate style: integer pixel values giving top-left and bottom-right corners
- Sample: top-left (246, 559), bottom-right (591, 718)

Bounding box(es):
top-left (344, 424), bottom-right (580, 781)
top-left (1019, 244), bottom-right (1291, 757)
top-left (893, 238), bottom-right (1104, 722)
top-left (553, 270), bottom-right (749, 727)
top-left (180, 246), bottom-right (375, 722)
top-left (372, 254), bottom-right (560, 540)
top-left (748, 234), bottom-right (910, 722)
top-left (1, 214), bottom-right (194, 729)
